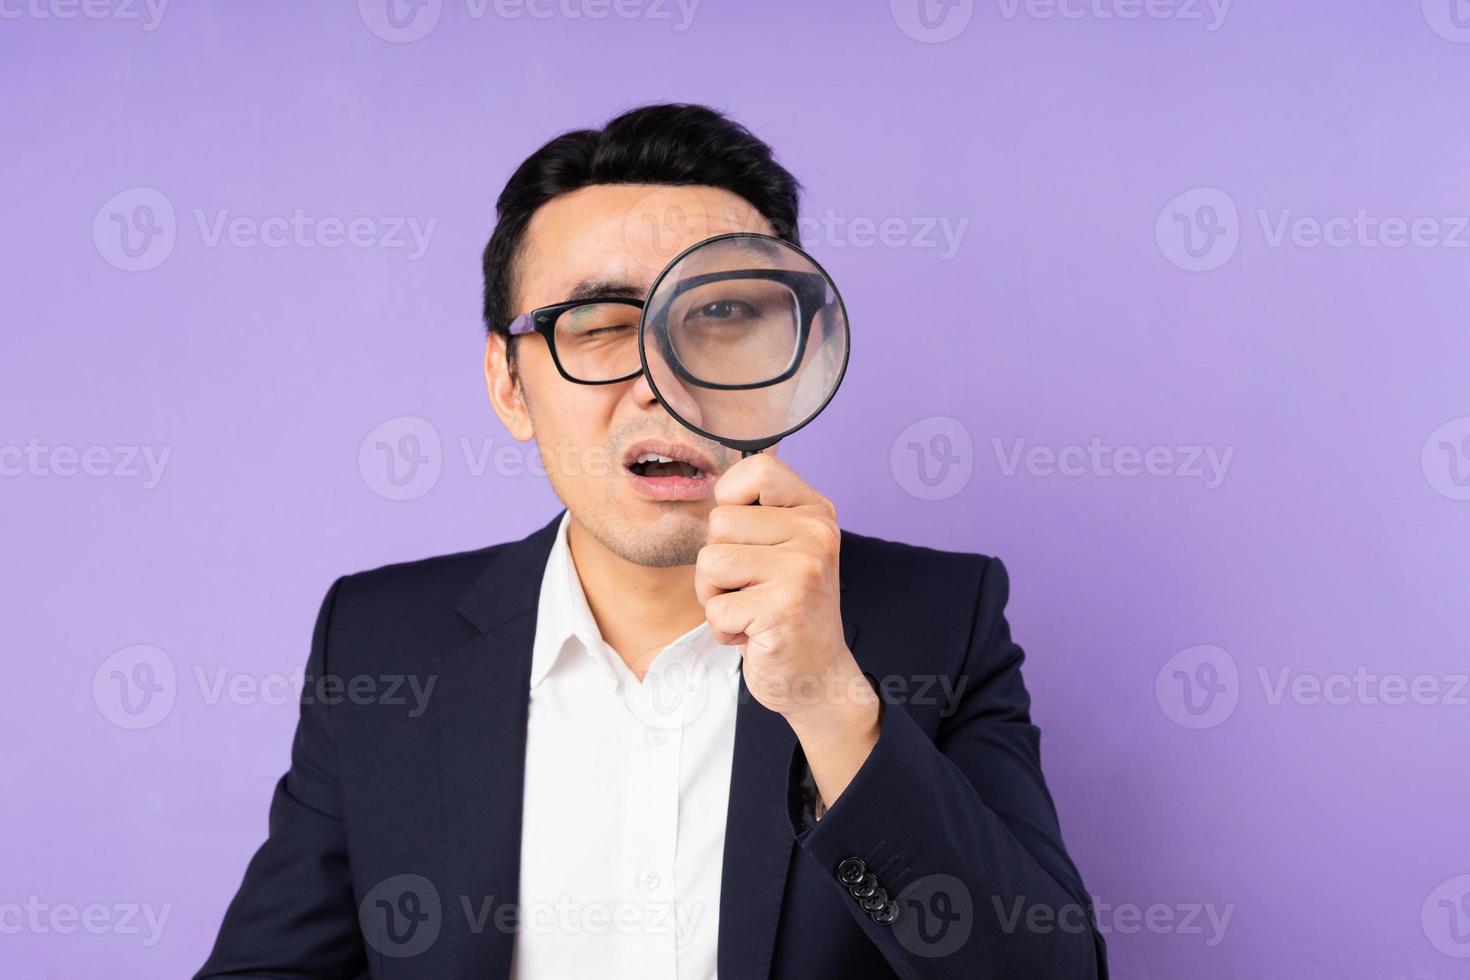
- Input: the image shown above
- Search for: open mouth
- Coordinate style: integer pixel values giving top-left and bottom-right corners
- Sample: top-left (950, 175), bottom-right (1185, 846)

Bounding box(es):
top-left (627, 453), bottom-right (706, 480)
top-left (621, 441), bottom-right (718, 500)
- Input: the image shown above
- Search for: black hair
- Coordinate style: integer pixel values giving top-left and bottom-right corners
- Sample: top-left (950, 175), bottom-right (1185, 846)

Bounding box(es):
top-left (480, 103), bottom-right (804, 369)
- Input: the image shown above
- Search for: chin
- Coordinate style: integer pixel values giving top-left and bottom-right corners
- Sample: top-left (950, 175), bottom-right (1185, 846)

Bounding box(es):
top-left (601, 505), bottom-right (708, 568)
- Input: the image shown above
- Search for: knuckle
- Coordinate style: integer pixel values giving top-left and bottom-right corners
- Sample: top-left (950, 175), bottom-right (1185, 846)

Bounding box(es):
top-left (695, 545), bottom-right (717, 575)
top-left (806, 513), bottom-right (839, 550)
top-left (703, 543), bottom-right (734, 574)
top-left (708, 505), bottom-right (735, 540)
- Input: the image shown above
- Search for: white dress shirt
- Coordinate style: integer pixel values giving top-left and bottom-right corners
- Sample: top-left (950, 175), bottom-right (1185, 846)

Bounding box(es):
top-left (509, 510), bottom-right (744, 980)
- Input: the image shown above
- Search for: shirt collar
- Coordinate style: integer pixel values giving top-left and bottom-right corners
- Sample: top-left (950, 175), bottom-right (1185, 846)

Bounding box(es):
top-left (529, 511), bottom-right (743, 689)
top-left (530, 511), bottom-right (606, 689)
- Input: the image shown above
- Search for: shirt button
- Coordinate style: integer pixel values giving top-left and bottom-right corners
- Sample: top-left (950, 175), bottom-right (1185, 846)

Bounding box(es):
top-left (645, 727), bottom-right (668, 746)
top-left (639, 870), bottom-right (662, 892)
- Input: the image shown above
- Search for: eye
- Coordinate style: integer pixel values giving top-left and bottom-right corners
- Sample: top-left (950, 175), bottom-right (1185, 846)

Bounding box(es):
top-left (580, 325), bottom-right (633, 338)
top-left (692, 299), bottom-right (758, 321)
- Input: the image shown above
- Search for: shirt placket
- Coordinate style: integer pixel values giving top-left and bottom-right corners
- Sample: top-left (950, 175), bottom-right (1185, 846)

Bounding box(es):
top-left (625, 641), bottom-right (686, 979)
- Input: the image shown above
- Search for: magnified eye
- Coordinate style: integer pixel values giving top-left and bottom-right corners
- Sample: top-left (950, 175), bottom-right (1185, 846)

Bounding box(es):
top-left (689, 298), bottom-right (759, 323)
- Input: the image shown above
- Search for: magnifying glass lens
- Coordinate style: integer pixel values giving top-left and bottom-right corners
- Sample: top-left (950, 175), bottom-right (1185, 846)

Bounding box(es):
top-left (640, 234), bottom-right (849, 454)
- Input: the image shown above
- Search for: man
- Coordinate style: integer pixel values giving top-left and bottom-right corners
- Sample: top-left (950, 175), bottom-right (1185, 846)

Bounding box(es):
top-left (196, 102), bottom-right (1107, 979)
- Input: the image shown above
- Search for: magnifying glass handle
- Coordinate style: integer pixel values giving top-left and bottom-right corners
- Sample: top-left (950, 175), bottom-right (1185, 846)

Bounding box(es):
top-left (740, 449), bottom-right (759, 459)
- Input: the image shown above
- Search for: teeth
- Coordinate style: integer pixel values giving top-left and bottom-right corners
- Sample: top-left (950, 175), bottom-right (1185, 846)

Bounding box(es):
top-left (636, 453), bottom-right (675, 464)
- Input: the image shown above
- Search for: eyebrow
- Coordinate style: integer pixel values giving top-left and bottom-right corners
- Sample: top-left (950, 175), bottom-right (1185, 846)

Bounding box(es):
top-left (565, 278), bottom-right (646, 302)
top-left (729, 237), bottom-right (785, 262)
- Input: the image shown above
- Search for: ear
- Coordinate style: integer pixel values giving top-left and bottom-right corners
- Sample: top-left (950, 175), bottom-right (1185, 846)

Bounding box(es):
top-left (485, 333), bottom-right (534, 441)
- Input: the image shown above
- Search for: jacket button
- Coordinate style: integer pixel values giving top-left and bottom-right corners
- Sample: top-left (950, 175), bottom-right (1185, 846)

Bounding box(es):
top-left (860, 889), bottom-right (890, 914)
top-left (849, 873), bottom-right (880, 900)
top-left (871, 899), bottom-right (900, 924)
top-left (836, 857), bottom-right (866, 886)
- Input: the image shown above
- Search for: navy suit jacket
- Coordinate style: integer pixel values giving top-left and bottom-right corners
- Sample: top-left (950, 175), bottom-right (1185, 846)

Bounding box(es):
top-left (197, 511), bottom-right (1107, 979)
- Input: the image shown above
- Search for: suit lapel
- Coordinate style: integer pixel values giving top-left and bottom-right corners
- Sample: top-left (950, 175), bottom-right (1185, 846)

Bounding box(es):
top-left (434, 512), bottom-right (562, 978)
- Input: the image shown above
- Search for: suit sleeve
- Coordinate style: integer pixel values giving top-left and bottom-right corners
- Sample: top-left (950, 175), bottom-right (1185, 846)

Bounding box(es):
top-left (194, 575), bottom-right (370, 979)
top-left (790, 556), bottom-right (1108, 980)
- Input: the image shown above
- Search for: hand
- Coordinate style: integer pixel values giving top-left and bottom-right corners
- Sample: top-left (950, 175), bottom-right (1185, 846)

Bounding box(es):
top-left (695, 454), bottom-right (880, 770)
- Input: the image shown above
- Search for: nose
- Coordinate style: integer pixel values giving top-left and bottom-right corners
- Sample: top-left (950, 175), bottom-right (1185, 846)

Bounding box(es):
top-left (628, 365), bottom-right (666, 411)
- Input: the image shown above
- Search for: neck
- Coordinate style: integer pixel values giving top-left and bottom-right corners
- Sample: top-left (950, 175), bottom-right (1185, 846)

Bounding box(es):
top-left (565, 513), bottom-right (707, 680)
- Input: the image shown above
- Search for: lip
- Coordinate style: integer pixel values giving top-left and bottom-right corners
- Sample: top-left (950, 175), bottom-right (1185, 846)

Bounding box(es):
top-left (621, 438), bottom-right (720, 501)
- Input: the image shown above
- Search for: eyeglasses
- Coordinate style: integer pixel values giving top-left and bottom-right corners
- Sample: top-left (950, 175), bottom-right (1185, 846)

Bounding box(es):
top-left (506, 269), bottom-right (832, 388)
top-left (507, 297), bottom-right (644, 386)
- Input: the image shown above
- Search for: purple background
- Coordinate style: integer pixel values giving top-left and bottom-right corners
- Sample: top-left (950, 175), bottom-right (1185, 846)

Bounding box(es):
top-left (4, 0), bottom-right (1470, 976)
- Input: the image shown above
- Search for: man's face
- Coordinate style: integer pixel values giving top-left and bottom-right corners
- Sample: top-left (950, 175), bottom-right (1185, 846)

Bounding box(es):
top-left (485, 184), bottom-right (780, 568)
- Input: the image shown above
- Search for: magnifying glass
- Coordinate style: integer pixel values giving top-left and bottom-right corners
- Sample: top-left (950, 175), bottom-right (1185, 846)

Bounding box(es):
top-left (637, 232), bottom-right (851, 457)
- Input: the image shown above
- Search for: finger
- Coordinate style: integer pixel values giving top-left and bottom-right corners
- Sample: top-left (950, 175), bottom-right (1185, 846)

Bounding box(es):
top-left (704, 590), bottom-right (757, 647)
top-left (694, 542), bottom-right (776, 605)
top-left (713, 453), bottom-right (826, 509)
top-left (706, 503), bottom-right (808, 547)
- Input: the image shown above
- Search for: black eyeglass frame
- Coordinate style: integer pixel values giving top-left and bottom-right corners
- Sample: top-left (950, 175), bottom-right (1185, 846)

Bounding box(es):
top-left (505, 297), bottom-right (646, 386)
